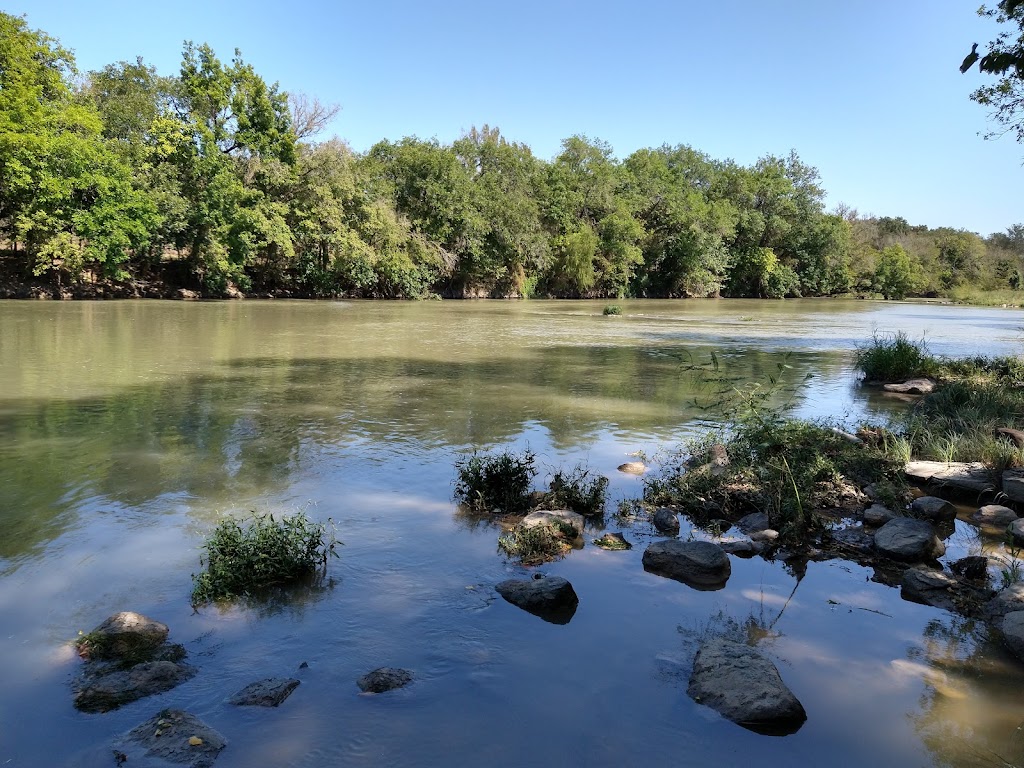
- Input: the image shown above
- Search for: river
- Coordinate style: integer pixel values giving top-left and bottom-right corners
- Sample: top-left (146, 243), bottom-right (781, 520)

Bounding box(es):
top-left (1, 298), bottom-right (1023, 767)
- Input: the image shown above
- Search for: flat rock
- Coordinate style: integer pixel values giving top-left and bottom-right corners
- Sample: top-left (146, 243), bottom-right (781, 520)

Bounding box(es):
top-left (831, 528), bottom-right (875, 555)
top-left (652, 508), bottom-right (680, 535)
top-left (687, 637), bottom-right (806, 735)
top-left (901, 566), bottom-right (958, 611)
top-left (905, 461), bottom-right (996, 495)
top-left (77, 612), bottom-right (169, 662)
top-left (863, 504), bottom-right (897, 526)
top-left (749, 529), bottom-right (779, 543)
top-left (911, 496), bottom-right (957, 522)
top-left (718, 537), bottom-right (761, 558)
top-left (118, 709), bottom-right (226, 768)
top-left (74, 661), bottom-right (196, 713)
top-left (1003, 470), bottom-right (1024, 504)
top-left (1001, 611), bottom-right (1024, 660)
top-left (357, 667), bottom-right (413, 693)
top-left (230, 678), bottom-right (300, 707)
top-left (495, 576), bottom-right (579, 624)
top-left (985, 584), bottom-right (1024, 619)
top-left (617, 462), bottom-right (646, 475)
top-left (736, 512), bottom-right (770, 534)
top-left (883, 378), bottom-right (936, 394)
top-left (972, 504), bottom-right (1018, 526)
top-left (642, 540), bottom-right (731, 590)
top-left (874, 518), bottom-right (945, 562)
top-left (1010, 518), bottom-right (1024, 546)
top-left (521, 510), bottom-right (585, 537)
top-left (593, 532), bottom-right (632, 550)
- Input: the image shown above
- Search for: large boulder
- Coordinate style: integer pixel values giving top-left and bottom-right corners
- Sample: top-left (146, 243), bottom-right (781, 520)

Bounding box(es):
top-left (521, 510), bottom-right (585, 538)
top-left (1003, 469), bottom-right (1024, 504)
top-left (1001, 611), bottom-right (1024, 660)
top-left (74, 660), bottom-right (196, 713)
top-left (118, 709), bottom-right (226, 768)
top-left (357, 667), bottom-right (413, 693)
top-left (911, 496), bottom-right (956, 522)
top-left (76, 612), bottom-right (169, 662)
top-left (972, 504), bottom-right (1018, 527)
top-left (874, 518), bottom-right (945, 562)
top-left (905, 461), bottom-right (996, 496)
top-left (495, 576), bottom-right (579, 624)
top-left (652, 508), bottom-right (680, 535)
top-left (642, 540), bottom-right (731, 590)
top-left (901, 566), bottom-right (958, 611)
top-left (230, 678), bottom-right (300, 707)
top-left (687, 637), bottom-right (806, 735)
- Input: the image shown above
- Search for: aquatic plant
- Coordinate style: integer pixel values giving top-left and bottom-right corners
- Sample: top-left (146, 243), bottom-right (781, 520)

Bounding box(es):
top-left (546, 463), bottom-right (609, 517)
top-left (191, 512), bottom-right (339, 605)
top-left (497, 521), bottom-right (572, 565)
top-left (603, 304), bottom-right (622, 315)
top-left (454, 449), bottom-right (537, 513)
top-left (855, 330), bottom-right (935, 382)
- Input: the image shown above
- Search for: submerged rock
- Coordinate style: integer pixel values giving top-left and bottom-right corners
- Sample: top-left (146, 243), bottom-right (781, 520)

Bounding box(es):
top-left (617, 462), bottom-right (646, 475)
top-left (642, 540), bottom-right (731, 589)
top-left (75, 660), bottom-right (196, 713)
top-left (77, 612), bottom-right (169, 662)
top-left (874, 518), bottom-right (945, 562)
top-left (831, 528), bottom-right (875, 555)
top-left (230, 678), bottom-right (300, 707)
top-left (521, 510), bottom-right (585, 537)
top-left (652, 508), bottom-right (680, 535)
top-left (118, 709), bottom-right (226, 768)
top-left (901, 566), bottom-right (958, 611)
top-left (593, 532), bottom-right (632, 550)
top-left (972, 504), bottom-right (1018, 526)
top-left (911, 496), bottom-right (956, 522)
top-left (718, 537), bottom-right (761, 558)
top-left (357, 667), bottom-right (413, 693)
top-left (863, 504), bottom-right (897, 527)
top-left (687, 637), bottom-right (806, 735)
top-left (495, 576), bottom-right (579, 624)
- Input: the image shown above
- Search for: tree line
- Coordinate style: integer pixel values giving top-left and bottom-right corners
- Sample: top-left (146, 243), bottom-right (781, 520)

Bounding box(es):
top-left (2, 12), bottom-right (1022, 300)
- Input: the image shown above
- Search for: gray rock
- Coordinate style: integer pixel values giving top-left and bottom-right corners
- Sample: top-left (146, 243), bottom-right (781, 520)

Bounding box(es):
top-left (749, 529), bottom-right (779, 543)
top-left (1010, 518), bottom-right (1024, 546)
top-left (74, 661), bottom-right (196, 713)
top-left (863, 504), bottom-right (897, 526)
top-left (863, 484), bottom-right (880, 501)
top-left (230, 678), bottom-right (300, 707)
top-left (642, 540), bottom-right (731, 589)
top-left (831, 528), bottom-right (875, 555)
top-left (77, 611), bottom-right (169, 661)
top-left (357, 667), bottom-right (413, 693)
top-left (687, 637), bottom-right (806, 734)
top-left (521, 510), bottom-right (585, 537)
top-left (736, 512), bottom-right (769, 534)
top-left (972, 504), bottom-right (1018, 526)
top-left (593, 532), bottom-right (632, 550)
top-left (118, 709), bottom-right (226, 768)
top-left (1001, 611), bottom-right (1024, 660)
top-left (883, 378), bottom-right (936, 394)
top-left (495, 576), bottom-right (579, 623)
top-left (911, 496), bottom-right (956, 522)
top-left (905, 461), bottom-right (996, 495)
top-left (901, 566), bottom-right (958, 611)
top-left (652, 508), bottom-right (680, 535)
top-left (617, 461), bottom-right (646, 475)
top-left (874, 518), bottom-right (945, 562)
top-left (718, 537), bottom-right (762, 558)
top-left (1004, 469), bottom-right (1024, 504)
top-left (986, 584), bottom-right (1024, 618)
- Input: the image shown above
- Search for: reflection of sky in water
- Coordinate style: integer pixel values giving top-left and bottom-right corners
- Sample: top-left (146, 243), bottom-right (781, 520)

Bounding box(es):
top-left (2, 299), bottom-right (1024, 767)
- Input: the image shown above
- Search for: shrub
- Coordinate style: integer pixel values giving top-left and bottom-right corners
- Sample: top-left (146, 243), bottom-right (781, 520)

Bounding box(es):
top-left (855, 330), bottom-right (935, 382)
top-left (191, 512), bottom-right (338, 605)
top-left (454, 449), bottom-right (537, 513)
top-left (546, 463), bottom-right (609, 517)
top-left (603, 304), bottom-right (622, 315)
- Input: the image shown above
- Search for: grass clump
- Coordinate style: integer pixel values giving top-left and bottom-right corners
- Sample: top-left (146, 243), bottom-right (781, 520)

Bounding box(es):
top-left (454, 449), bottom-right (537, 513)
top-left (191, 512), bottom-right (339, 605)
top-left (855, 330), bottom-right (936, 382)
top-left (603, 304), bottom-right (623, 315)
top-left (497, 522), bottom-right (572, 565)
top-left (546, 463), bottom-right (609, 517)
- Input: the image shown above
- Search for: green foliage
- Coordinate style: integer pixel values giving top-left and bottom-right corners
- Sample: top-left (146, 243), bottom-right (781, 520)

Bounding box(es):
top-left (873, 245), bottom-right (921, 299)
top-left (964, 2), bottom-right (1024, 144)
top-left (191, 512), bottom-right (338, 604)
top-left (854, 331), bottom-right (935, 382)
top-left (496, 522), bottom-right (571, 565)
top-left (546, 463), bottom-right (609, 517)
top-left (454, 449), bottom-right (537, 513)
top-left (603, 304), bottom-right (622, 315)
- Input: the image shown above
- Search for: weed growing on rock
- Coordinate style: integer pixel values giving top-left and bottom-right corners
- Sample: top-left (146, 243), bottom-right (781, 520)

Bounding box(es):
top-left (546, 463), bottom-right (609, 517)
top-left (191, 512), bottom-right (339, 605)
top-left (497, 522), bottom-right (571, 565)
top-left (454, 449), bottom-right (537, 514)
top-left (855, 330), bottom-right (935, 382)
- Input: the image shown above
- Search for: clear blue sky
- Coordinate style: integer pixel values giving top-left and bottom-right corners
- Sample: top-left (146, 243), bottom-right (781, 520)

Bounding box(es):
top-left (11, 0), bottom-right (1022, 235)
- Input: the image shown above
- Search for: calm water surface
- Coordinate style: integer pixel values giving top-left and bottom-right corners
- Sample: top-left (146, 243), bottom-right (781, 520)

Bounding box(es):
top-left (2, 299), bottom-right (1024, 767)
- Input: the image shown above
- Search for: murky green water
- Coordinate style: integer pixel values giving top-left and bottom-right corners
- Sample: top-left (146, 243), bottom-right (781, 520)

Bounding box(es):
top-left (2, 298), bottom-right (1024, 767)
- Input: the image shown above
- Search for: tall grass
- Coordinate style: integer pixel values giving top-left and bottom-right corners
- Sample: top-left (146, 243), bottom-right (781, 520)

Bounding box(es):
top-left (855, 330), bottom-right (936, 382)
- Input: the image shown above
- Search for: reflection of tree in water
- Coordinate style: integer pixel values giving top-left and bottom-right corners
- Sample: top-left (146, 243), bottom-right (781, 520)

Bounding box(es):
top-left (908, 612), bottom-right (1024, 767)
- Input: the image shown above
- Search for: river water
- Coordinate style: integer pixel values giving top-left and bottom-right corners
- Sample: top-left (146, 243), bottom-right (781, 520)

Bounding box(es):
top-left (1, 298), bottom-right (1023, 767)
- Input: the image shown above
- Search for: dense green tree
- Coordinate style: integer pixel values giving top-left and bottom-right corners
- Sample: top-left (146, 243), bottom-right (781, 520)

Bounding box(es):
top-left (874, 244), bottom-right (921, 300)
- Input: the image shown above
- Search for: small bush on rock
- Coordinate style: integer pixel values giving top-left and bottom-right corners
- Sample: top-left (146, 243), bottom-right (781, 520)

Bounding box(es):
top-left (191, 512), bottom-right (338, 605)
top-left (547, 463), bottom-right (609, 517)
top-left (855, 330), bottom-right (935, 382)
top-left (454, 449), bottom-right (537, 513)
